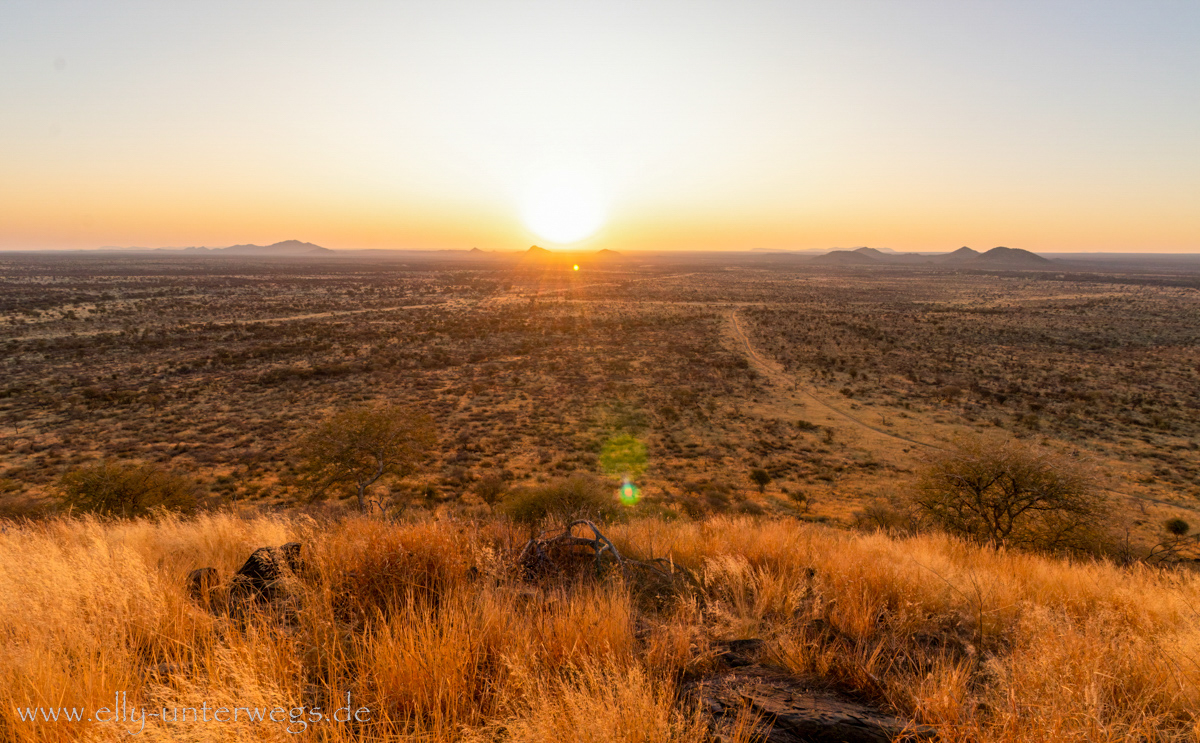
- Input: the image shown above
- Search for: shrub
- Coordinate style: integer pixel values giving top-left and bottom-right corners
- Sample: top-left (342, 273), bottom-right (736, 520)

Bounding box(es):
top-left (59, 461), bottom-right (200, 516)
top-left (475, 474), bottom-right (508, 506)
top-left (913, 437), bottom-right (1108, 552)
top-left (749, 468), bottom-right (771, 493)
top-left (853, 496), bottom-right (920, 535)
top-left (501, 475), bottom-right (619, 526)
top-left (1164, 517), bottom-right (1190, 537)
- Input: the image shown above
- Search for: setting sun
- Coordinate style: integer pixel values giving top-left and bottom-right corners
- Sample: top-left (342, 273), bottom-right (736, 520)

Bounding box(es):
top-left (520, 173), bottom-right (605, 245)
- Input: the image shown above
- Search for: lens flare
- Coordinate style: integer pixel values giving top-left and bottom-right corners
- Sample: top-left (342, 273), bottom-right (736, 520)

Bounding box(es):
top-left (618, 478), bottom-right (641, 505)
top-left (599, 433), bottom-right (647, 479)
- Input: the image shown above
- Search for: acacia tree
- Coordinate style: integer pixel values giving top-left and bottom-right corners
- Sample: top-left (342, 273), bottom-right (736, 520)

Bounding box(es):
top-left (298, 404), bottom-right (436, 512)
top-left (914, 437), bottom-right (1107, 551)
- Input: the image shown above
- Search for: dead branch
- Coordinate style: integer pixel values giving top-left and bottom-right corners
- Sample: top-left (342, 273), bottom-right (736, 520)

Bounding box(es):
top-left (517, 520), bottom-right (698, 587)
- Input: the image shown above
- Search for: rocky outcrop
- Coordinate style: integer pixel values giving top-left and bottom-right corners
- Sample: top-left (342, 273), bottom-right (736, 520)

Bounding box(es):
top-left (185, 542), bottom-right (304, 614)
top-left (228, 542), bottom-right (303, 607)
top-left (689, 646), bottom-right (937, 743)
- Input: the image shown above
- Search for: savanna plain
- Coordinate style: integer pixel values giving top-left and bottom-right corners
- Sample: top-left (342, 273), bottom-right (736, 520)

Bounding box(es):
top-left (1, 252), bottom-right (1199, 742)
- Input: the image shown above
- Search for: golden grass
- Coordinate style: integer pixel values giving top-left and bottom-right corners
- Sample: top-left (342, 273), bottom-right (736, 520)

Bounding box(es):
top-left (0, 512), bottom-right (1197, 742)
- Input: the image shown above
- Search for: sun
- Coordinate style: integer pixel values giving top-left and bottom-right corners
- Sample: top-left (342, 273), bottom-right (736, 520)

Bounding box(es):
top-left (520, 173), bottom-right (606, 245)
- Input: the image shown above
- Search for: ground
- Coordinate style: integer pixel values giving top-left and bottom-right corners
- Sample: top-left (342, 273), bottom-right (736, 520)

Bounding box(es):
top-left (2, 252), bottom-right (1199, 551)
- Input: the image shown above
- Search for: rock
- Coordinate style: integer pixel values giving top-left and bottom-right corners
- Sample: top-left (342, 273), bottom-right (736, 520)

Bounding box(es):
top-left (280, 542), bottom-right (303, 571)
top-left (186, 567), bottom-right (220, 601)
top-left (148, 662), bottom-right (193, 678)
top-left (717, 638), bottom-right (764, 668)
top-left (688, 666), bottom-right (937, 743)
top-left (229, 543), bottom-right (303, 607)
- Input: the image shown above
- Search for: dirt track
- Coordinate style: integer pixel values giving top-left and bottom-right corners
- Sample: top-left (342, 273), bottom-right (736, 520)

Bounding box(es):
top-left (728, 310), bottom-right (1200, 515)
top-left (728, 310), bottom-right (939, 451)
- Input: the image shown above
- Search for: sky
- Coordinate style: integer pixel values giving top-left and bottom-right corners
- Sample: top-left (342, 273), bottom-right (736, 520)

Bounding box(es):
top-left (1, 1), bottom-right (1198, 253)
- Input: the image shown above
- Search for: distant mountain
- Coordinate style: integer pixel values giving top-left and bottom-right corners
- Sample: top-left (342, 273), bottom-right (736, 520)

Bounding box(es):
top-left (971, 246), bottom-right (1052, 267)
top-left (940, 246), bottom-right (981, 264)
top-left (592, 248), bottom-right (626, 262)
top-left (219, 240), bottom-right (332, 255)
top-left (808, 245), bottom-right (1055, 270)
top-left (811, 250), bottom-right (880, 265)
top-left (469, 247), bottom-right (485, 253)
top-left (525, 245), bottom-right (552, 255)
top-left (156, 240), bottom-right (333, 255)
top-left (852, 247), bottom-right (891, 260)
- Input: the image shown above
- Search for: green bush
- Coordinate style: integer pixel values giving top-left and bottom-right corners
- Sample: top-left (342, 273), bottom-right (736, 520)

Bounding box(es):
top-left (59, 461), bottom-right (200, 517)
top-left (501, 475), bottom-right (618, 526)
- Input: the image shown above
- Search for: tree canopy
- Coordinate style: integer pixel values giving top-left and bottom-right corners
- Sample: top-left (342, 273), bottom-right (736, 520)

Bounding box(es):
top-left (914, 437), bottom-right (1107, 552)
top-left (298, 404), bottom-right (435, 511)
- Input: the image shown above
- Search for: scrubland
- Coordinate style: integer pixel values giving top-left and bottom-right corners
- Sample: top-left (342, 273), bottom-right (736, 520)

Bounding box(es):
top-left (1, 512), bottom-right (1197, 742)
top-left (3, 255), bottom-right (1198, 533)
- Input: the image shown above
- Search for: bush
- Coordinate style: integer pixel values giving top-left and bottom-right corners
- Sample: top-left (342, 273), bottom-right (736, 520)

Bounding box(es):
top-left (475, 474), bottom-right (508, 506)
top-left (853, 496), bottom-right (920, 535)
top-left (1164, 518), bottom-right (1190, 537)
top-left (501, 475), bottom-right (619, 526)
top-left (749, 468), bottom-right (771, 493)
top-left (914, 437), bottom-right (1108, 552)
top-left (59, 461), bottom-right (200, 516)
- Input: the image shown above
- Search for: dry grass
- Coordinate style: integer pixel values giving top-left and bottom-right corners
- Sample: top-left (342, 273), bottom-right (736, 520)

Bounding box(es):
top-left (0, 512), bottom-right (1197, 741)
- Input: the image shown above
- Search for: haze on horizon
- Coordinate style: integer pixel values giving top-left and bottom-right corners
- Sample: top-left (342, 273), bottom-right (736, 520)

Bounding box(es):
top-left (1, 1), bottom-right (1198, 254)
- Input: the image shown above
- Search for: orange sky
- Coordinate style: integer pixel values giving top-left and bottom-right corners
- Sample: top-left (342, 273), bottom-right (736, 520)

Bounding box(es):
top-left (2, 2), bottom-right (1198, 253)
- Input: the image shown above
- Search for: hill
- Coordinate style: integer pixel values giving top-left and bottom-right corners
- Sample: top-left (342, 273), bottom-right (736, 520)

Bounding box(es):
top-left (591, 248), bottom-right (626, 263)
top-left (810, 250), bottom-right (880, 265)
top-left (807, 245), bottom-right (1054, 269)
top-left (168, 240), bottom-right (333, 256)
top-left (939, 246), bottom-right (981, 264)
top-left (971, 246), bottom-right (1053, 267)
top-left (219, 240), bottom-right (332, 255)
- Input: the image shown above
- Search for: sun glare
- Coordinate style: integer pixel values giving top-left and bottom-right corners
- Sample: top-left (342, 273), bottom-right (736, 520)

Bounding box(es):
top-left (520, 173), bottom-right (605, 245)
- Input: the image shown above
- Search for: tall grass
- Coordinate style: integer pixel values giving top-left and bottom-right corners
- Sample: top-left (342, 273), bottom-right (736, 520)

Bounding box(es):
top-left (0, 512), bottom-right (1196, 741)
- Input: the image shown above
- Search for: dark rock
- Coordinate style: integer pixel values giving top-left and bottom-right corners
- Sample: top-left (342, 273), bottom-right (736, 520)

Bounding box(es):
top-left (229, 543), bottom-right (303, 607)
top-left (717, 638), bottom-right (765, 668)
top-left (280, 541), bottom-right (303, 571)
top-left (186, 567), bottom-right (220, 601)
top-left (689, 666), bottom-right (937, 743)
